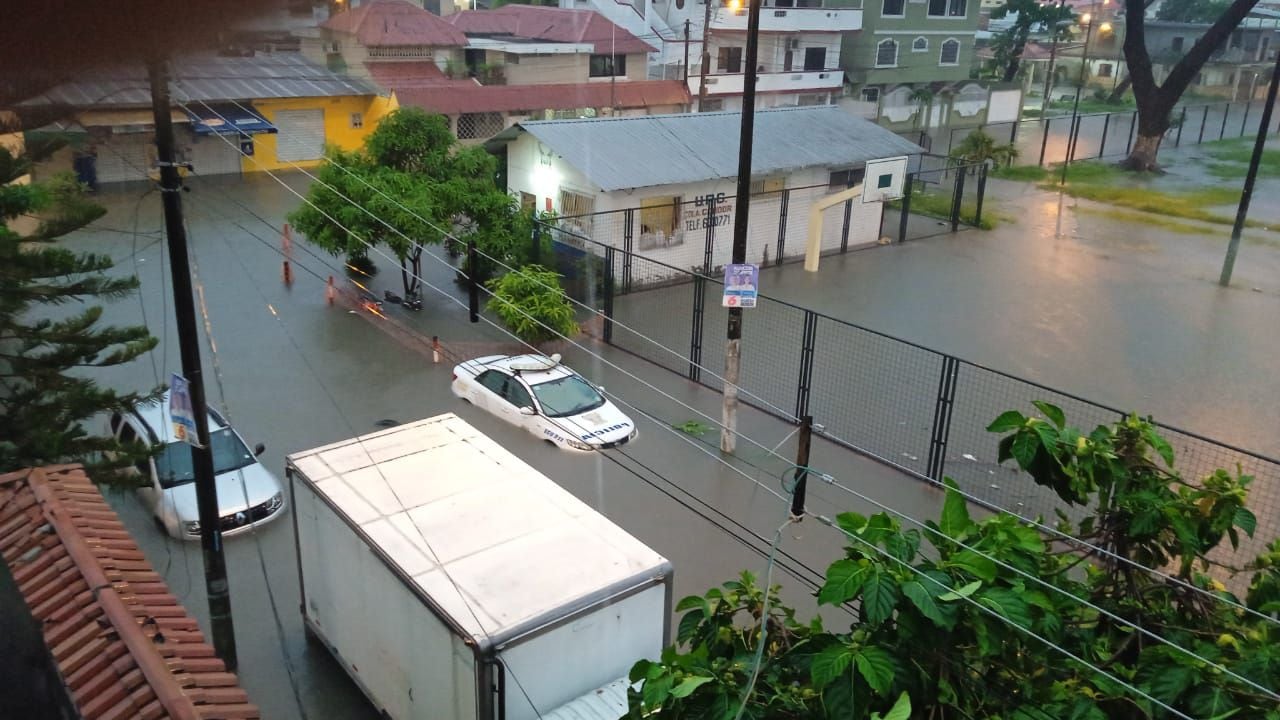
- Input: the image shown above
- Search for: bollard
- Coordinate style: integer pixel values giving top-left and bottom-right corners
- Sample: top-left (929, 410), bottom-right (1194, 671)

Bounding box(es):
top-left (282, 223), bottom-right (293, 260)
top-left (432, 336), bottom-right (441, 364)
top-left (282, 260), bottom-right (293, 287)
top-left (325, 275), bottom-right (336, 305)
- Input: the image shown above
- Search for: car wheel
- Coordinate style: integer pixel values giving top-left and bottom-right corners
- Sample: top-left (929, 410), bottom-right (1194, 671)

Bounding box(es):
top-left (544, 439), bottom-right (558, 448)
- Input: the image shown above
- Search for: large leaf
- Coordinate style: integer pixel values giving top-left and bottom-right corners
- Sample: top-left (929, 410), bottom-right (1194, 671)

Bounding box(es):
top-left (1187, 684), bottom-right (1237, 718)
top-left (854, 646), bottom-right (896, 694)
top-left (1234, 507), bottom-right (1257, 537)
top-left (1010, 430), bottom-right (1040, 469)
top-left (642, 673), bottom-right (673, 708)
top-left (939, 479), bottom-right (974, 540)
top-left (977, 587), bottom-right (1033, 629)
top-left (1142, 663), bottom-right (1195, 704)
top-left (874, 692), bottom-right (911, 720)
top-left (939, 580), bottom-right (982, 602)
top-left (675, 594), bottom-right (707, 613)
top-left (677, 609), bottom-right (705, 645)
top-left (669, 676), bottom-right (714, 699)
top-left (811, 645), bottom-right (854, 688)
top-left (861, 571), bottom-right (900, 624)
top-left (819, 559), bottom-right (868, 606)
top-left (1031, 400), bottom-right (1066, 429)
top-left (946, 549), bottom-right (998, 582)
top-left (987, 410), bottom-right (1027, 433)
top-left (903, 580), bottom-right (952, 628)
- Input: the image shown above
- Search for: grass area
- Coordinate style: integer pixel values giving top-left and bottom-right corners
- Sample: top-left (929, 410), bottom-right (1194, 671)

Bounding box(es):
top-left (891, 190), bottom-right (1000, 231)
top-left (1047, 98), bottom-right (1136, 115)
top-left (991, 165), bottom-right (1049, 182)
top-left (1200, 141), bottom-right (1280, 179)
top-left (1075, 206), bottom-right (1216, 235)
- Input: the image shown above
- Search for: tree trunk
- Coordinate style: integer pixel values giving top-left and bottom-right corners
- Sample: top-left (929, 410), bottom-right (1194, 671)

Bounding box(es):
top-left (1121, 132), bottom-right (1164, 172)
top-left (1106, 76), bottom-right (1133, 104)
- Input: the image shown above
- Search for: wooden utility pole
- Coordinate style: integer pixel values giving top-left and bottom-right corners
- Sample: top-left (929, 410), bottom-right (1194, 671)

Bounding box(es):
top-left (147, 56), bottom-right (238, 670)
top-left (698, 0), bottom-right (714, 110)
top-left (684, 19), bottom-right (692, 84)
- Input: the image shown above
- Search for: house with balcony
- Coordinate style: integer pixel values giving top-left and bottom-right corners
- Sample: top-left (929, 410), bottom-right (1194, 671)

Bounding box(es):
top-left (300, 0), bottom-right (471, 77)
top-left (565, 0), bottom-right (862, 111)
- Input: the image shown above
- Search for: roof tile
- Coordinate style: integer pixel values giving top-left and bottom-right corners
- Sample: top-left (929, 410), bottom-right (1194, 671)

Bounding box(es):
top-left (323, 0), bottom-right (468, 47)
top-left (0, 466), bottom-right (260, 720)
top-left (396, 79), bottom-right (689, 115)
top-left (448, 5), bottom-right (655, 54)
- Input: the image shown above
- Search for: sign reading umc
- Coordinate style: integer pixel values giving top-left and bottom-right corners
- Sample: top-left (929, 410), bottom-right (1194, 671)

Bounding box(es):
top-left (686, 193), bottom-right (733, 232)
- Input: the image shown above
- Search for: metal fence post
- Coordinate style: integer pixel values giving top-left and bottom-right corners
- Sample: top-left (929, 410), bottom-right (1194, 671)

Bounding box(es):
top-left (1126, 111), bottom-right (1137, 155)
top-left (1039, 117), bottom-right (1051, 167)
top-left (794, 310), bottom-right (818, 419)
top-left (530, 222), bottom-right (542, 265)
top-left (1099, 113), bottom-right (1111, 158)
top-left (1241, 101), bottom-right (1251, 137)
top-left (925, 355), bottom-right (959, 482)
top-left (950, 168), bottom-right (966, 232)
top-left (1175, 106), bottom-right (1187, 147)
top-left (775, 188), bottom-right (790, 265)
top-left (1199, 105), bottom-right (1209, 144)
top-left (974, 163), bottom-right (988, 228)
top-left (840, 179), bottom-right (854, 253)
top-left (467, 238), bottom-right (479, 323)
top-left (688, 275), bottom-right (705, 382)
top-left (898, 172), bottom-right (914, 243)
top-left (622, 212), bottom-right (635, 293)
top-left (603, 246), bottom-right (615, 344)
top-left (702, 203), bottom-right (715, 274)
top-left (1220, 102), bottom-right (1230, 140)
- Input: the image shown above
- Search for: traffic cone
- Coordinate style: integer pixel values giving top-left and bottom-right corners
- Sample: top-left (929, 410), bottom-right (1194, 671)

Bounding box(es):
top-left (282, 260), bottom-right (294, 287)
top-left (326, 275), bottom-right (336, 306)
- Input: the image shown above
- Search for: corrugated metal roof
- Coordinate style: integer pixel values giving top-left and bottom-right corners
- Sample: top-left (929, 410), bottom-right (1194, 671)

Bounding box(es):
top-left (0, 465), bottom-right (261, 720)
top-left (448, 5), bottom-right (656, 54)
top-left (494, 106), bottom-right (924, 192)
top-left (542, 678), bottom-right (631, 720)
top-left (21, 54), bottom-right (380, 108)
top-left (397, 79), bottom-right (689, 115)
top-left (322, 0), bottom-right (468, 48)
top-left (286, 413), bottom-right (671, 650)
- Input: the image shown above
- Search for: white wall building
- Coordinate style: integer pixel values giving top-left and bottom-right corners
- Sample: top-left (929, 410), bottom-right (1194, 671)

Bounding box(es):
top-left (562, 0), bottom-right (862, 111)
top-left (488, 106), bottom-right (922, 278)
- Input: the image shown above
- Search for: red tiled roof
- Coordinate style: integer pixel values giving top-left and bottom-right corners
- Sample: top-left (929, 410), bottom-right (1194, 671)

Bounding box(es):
top-left (448, 5), bottom-right (656, 54)
top-left (322, 0), bottom-right (467, 48)
top-left (397, 79), bottom-right (689, 115)
top-left (0, 466), bottom-right (260, 720)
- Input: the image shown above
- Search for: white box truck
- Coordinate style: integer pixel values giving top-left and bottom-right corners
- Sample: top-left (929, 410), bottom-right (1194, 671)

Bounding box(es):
top-left (287, 413), bottom-right (672, 720)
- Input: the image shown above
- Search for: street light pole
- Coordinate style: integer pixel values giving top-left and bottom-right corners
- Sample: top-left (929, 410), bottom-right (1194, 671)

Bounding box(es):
top-left (1220, 49), bottom-right (1280, 286)
top-left (1060, 12), bottom-right (1096, 186)
top-left (1041, 0), bottom-right (1067, 113)
top-left (720, 0), bottom-right (763, 454)
top-left (147, 56), bottom-right (239, 670)
top-left (698, 0), bottom-right (714, 110)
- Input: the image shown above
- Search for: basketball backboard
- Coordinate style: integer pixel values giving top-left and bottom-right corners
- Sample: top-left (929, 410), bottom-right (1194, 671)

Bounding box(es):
top-left (861, 155), bottom-right (909, 204)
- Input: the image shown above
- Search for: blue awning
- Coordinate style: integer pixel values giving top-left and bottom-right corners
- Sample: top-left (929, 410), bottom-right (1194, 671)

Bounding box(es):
top-left (185, 104), bottom-right (277, 136)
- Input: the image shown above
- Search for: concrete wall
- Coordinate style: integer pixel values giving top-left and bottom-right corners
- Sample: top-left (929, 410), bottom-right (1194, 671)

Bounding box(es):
top-left (837, 0), bottom-right (979, 88)
top-left (496, 51), bottom-right (648, 85)
top-left (250, 94), bottom-right (398, 171)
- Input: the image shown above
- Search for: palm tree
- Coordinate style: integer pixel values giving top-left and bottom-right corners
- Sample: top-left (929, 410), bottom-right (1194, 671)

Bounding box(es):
top-left (908, 86), bottom-right (934, 131)
top-left (949, 129), bottom-right (1020, 172)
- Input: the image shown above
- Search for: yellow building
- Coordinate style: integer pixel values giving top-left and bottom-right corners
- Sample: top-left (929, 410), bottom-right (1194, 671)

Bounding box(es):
top-left (23, 54), bottom-right (395, 185)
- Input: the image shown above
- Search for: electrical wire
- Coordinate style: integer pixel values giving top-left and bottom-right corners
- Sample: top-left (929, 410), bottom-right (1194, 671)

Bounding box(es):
top-left (812, 512), bottom-right (1198, 720)
top-left (731, 513), bottom-right (795, 720)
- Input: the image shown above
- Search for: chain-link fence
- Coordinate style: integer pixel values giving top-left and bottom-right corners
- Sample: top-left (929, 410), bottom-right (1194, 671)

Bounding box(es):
top-left (525, 216), bottom-right (1280, 577)
top-left (905, 98), bottom-right (1280, 170)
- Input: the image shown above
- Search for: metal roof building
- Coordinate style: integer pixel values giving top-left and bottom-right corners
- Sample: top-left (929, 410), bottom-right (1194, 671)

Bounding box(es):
top-left (488, 105), bottom-right (923, 192)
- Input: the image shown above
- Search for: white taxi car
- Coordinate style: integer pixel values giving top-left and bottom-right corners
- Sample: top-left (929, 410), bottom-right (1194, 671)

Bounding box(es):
top-left (451, 354), bottom-right (637, 451)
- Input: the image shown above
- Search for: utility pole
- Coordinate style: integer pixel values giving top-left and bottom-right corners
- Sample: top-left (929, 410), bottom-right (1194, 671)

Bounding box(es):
top-left (147, 57), bottom-right (239, 670)
top-left (720, 0), bottom-right (763, 454)
top-left (698, 0), bottom-right (714, 111)
top-left (1041, 0), bottom-right (1068, 114)
top-left (1220, 49), bottom-right (1280, 286)
top-left (684, 19), bottom-right (692, 84)
top-left (1060, 12), bottom-right (1095, 186)
top-left (789, 416), bottom-right (813, 520)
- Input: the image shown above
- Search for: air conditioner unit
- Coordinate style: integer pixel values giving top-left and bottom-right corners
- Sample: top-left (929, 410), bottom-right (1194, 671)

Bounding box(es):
top-left (787, 38), bottom-right (800, 50)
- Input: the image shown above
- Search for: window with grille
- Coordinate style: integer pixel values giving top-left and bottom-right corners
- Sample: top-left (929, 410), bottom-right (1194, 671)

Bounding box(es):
top-left (861, 87), bottom-right (880, 103)
top-left (701, 98), bottom-right (725, 111)
top-left (928, 0), bottom-right (965, 16)
top-left (1098, 63), bottom-right (1113, 78)
top-left (717, 46), bottom-right (743, 73)
top-left (505, 53), bottom-right (521, 64)
top-left (589, 54), bottom-right (626, 77)
top-left (796, 93), bottom-right (828, 106)
top-left (456, 112), bottom-right (505, 140)
top-left (349, 112), bottom-right (363, 129)
top-left (876, 39), bottom-right (898, 67)
top-left (882, 0), bottom-right (905, 16)
top-left (640, 195), bottom-right (681, 236)
top-left (749, 177), bottom-right (785, 195)
top-left (559, 190), bottom-right (595, 218)
top-left (939, 38), bottom-right (960, 65)
top-left (828, 168), bottom-right (866, 189)
top-left (912, 37), bottom-right (929, 53)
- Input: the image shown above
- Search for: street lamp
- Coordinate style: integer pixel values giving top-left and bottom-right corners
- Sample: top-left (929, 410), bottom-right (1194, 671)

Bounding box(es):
top-left (1060, 11), bottom-right (1098, 185)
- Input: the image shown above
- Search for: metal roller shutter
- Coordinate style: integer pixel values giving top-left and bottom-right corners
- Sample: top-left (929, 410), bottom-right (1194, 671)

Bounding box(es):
top-left (273, 109), bottom-right (325, 162)
top-left (97, 133), bottom-right (154, 185)
top-left (188, 132), bottom-right (243, 176)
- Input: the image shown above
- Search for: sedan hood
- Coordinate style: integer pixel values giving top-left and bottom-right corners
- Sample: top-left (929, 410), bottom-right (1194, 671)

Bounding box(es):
top-left (554, 400), bottom-right (635, 446)
top-left (163, 462), bottom-right (282, 524)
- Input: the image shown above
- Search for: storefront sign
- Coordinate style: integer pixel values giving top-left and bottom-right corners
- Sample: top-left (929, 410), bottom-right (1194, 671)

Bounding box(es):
top-left (685, 192), bottom-right (733, 231)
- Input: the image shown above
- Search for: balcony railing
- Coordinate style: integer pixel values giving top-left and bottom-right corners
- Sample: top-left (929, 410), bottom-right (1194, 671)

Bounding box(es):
top-left (686, 68), bottom-right (845, 95)
top-left (710, 2), bottom-right (862, 33)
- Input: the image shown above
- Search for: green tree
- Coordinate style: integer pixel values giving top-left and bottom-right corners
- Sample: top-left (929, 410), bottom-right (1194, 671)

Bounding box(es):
top-left (1122, 0), bottom-right (1265, 170)
top-left (628, 405), bottom-right (1280, 719)
top-left (950, 129), bottom-right (1020, 169)
top-left (0, 141), bottom-right (159, 483)
top-left (287, 108), bottom-right (517, 297)
top-left (486, 265), bottom-right (577, 346)
top-left (990, 0), bottom-right (1076, 82)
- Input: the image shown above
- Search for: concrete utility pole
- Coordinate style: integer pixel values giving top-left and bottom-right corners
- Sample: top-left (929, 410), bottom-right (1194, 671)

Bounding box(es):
top-left (720, 0), bottom-right (763, 454)
top-left (684, 19), bottom-right (692, 84)
top-left (147, 57), bottom-right (239, 670)
top-left (1220, 49), bottom-right (1280, 286)
top-left (698, 0), bottom-right (714, 110)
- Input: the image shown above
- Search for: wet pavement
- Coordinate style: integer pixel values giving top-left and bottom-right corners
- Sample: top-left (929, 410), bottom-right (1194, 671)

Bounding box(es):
top-left (54, 141), bottom-right (1280, 717)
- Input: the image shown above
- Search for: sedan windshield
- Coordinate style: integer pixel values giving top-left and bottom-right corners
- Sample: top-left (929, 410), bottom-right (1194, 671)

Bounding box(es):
top-left (154, 428), bottom-right (256, 488)
top-left (530, 375), bottom-right (606, 418)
